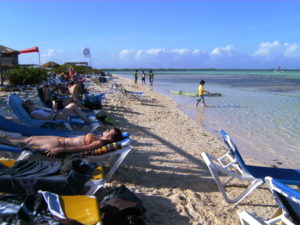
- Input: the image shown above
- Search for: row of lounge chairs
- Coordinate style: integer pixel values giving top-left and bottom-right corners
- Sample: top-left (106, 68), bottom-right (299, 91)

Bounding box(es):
top-left (0, 78), bottom-right (133, 224)
top-left (201, 130), bottom-right (300, 224)
top-left (8, 93), bottom-right (101, 131)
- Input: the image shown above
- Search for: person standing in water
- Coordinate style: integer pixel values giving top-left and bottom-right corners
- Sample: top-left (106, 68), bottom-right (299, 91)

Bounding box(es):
top-left (195, 80), bottom-right (208, 107)
top-left (134, 70), bottom-right (138, 84)
top-left (149, 70), bottom-right (154, 86)
top-left (141, 70), bottom-right (146, 85)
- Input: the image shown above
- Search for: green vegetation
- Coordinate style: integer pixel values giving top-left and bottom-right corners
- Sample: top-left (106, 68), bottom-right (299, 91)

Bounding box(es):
top-left (6, 67), bottom-right (47, 85)
top-left (51, 64), bottom-right (103, 74)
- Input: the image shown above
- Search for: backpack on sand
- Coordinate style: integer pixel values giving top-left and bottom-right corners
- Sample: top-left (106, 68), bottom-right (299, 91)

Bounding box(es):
top-left (100, 185), bottom-right (146, 225)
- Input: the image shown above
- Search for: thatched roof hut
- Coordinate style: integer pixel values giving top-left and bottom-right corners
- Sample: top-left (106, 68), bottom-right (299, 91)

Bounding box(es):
top-left (0, 45), bottom-right (19, 56)
top-left (0, 45), bottom-right (19, 85)
top-left (41, 61), bottom-right (60, 68)
top-left (0, 45), bottom-right (19, 68)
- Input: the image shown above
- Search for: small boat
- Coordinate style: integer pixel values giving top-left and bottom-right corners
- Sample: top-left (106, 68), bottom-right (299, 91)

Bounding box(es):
top-left (274, 66), bottom-right (284, 73)
top-left (169, 91), bottom-right (222, 97)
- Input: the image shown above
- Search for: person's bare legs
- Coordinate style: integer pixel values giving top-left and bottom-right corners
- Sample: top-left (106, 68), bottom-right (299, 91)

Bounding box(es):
top-left (0, 135), bottom-right (30, 147)
top-left (55, 103), bottom-right (91, 122)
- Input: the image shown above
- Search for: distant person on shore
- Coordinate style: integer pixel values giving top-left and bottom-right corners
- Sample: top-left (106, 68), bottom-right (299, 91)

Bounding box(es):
top-left (195, 80), bottom-right (208, 107)
top-left (141, 70), bottom-right (146, 85)
top-left (134, 70), bottom-right (138, 84)
top-left (149, 70), bottom-right (154, 86)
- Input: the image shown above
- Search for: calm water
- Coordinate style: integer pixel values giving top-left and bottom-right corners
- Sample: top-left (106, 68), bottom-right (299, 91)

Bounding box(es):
top-left (117, 70), bottom-right (300, 168)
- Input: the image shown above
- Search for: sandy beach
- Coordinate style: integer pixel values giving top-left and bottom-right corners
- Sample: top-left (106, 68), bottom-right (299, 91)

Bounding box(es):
top-left (0, 75), bottom-right (278, 225)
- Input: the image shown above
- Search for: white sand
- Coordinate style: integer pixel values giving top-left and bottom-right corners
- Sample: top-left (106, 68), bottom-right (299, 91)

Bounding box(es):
top-left (93, 76), bottom-right (277, 225)
top-left (0, 76), bottom-right (278, 225)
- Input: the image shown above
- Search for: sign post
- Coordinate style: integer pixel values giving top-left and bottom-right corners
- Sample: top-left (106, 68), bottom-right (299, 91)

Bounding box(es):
top-left (83, 48), bottom-right (91, 74)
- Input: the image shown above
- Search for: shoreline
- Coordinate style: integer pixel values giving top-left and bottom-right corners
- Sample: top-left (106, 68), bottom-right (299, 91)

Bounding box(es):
top-left (116, 74), bottom-right (284, 168)
top-left (104, 75), bottom-right (276, 224)
top-left (127, 74), bottom-right (298, 170)
top-left (0, 76), bottom-right (276, 225)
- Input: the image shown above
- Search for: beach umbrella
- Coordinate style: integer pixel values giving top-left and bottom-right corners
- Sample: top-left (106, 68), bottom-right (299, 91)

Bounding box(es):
top-left (41, 61), bottom-right (60, 69)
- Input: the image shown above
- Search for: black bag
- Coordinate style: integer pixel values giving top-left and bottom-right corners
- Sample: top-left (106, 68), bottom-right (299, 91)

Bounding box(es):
top-left (100, 185), bottom-right (145, 225)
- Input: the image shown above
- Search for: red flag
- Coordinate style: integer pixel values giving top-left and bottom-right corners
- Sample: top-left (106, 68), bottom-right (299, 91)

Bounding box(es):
top-left (18, 46), bottom-right (39, 54)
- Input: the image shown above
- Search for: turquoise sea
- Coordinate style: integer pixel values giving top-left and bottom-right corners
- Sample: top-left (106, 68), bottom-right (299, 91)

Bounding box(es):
top-left (117, 70), bottom-right (300, 168)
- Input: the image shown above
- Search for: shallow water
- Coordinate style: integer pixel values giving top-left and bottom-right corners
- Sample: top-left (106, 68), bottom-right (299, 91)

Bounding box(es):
top-left (118, 70), bottom-right (300, 168)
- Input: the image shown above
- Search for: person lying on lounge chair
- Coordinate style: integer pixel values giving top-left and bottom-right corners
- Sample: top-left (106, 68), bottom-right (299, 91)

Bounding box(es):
top-left (23, 99), bottom-right (95, 123)
top-left (0, 128), bottom-right (123, 157)
top-left (40, 84), bottom-right (89, 111)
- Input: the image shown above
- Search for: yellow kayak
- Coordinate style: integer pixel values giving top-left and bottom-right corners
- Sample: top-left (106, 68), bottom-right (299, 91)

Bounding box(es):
top-left (169, 91), bottom-right (222, 97)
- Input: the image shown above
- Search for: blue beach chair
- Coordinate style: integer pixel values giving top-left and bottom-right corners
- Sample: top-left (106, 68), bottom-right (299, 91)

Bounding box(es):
top-left (7, 94), bottom-right (100, 131)
top-left (0, 115), bottom-right (85, 137)
top-left (201, 130), bottom-right (300, 205)
top-left (239, 177), bottom-right (300, 225)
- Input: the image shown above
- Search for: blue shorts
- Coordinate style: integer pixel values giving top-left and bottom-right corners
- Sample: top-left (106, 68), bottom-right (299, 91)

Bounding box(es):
top-left (196, 95), bottom-right (205, 102)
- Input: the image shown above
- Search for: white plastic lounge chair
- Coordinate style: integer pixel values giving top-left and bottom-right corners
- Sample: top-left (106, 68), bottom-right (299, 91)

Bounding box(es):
top-left (0, 132), bottom-right (131, 195)
top-left (111, 83), bottom-right (153, 102)
top-left (201, 130), bottom-right (300, 205)
top-left (0, 140), bottom-right (131, 197)
top-left (0, 132), bottom-right (132, 195)
top-left (8, 93), bottom-right (100, 132)
top-left (238, 177), bottom-right (300, 225)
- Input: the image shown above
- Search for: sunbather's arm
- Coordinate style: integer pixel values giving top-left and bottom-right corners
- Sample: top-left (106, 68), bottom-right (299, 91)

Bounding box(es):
top-left (45, 140), bottom-right (104, 157)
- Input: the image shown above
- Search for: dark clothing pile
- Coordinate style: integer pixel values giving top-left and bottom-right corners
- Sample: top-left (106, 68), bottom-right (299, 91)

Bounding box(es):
top-left (0, 158), bottom-right (97, 195)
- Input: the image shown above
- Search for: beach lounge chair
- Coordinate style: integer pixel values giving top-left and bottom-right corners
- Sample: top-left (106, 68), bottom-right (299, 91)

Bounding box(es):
top-left (36, 86), bottom-right (102, 113)
top-left (0, 190), bottom-right (102, 224)
top-left (111, 83), bottom-right (153, 102)
top-left (0, 143), bottom-right (132, 195)
top-left (0, 115), bottom-right (132, 194)
top-left (201, 130), bottom-right (300, 205)
top-left (0, 159), bottom-right (100, 195)
top-left (0, 139), bottom-right (131, 196)
top-left (0, 144), bottom-right (130, 196)
top-left (0, 114), bottom-right (87, 137)
top-left (7, 93), bottom-right (100, 132)
top-left (40, 191), bottom-right (103, 225)
top-left (238, 177), bottom-right (300, 225)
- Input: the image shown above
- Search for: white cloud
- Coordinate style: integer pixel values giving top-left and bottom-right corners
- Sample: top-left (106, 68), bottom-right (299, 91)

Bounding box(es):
top-left (170, 48), bottom-right (190, 54)
top-left (253, 41), bottom-right (283, 56)
top-left (192, 49), bottom-right (203, 54)
top-left (145, 48), bottom-right (166, 55)
top-left (36, 41), bottom-right (299, 69)
top-left (41, 49), bottom-right (61, 57)
top-left (251, 40), bottom-right (300, 66)
top-left (112, 42), bottom-right (300, 69)
top-left (211, 45), bottom-right (235, 56)
top-left (283, 43), bottom-right (300, 57)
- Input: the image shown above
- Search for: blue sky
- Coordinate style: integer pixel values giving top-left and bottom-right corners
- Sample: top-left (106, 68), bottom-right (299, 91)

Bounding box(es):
top-left (1, 0), bottom-right (300, 69)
